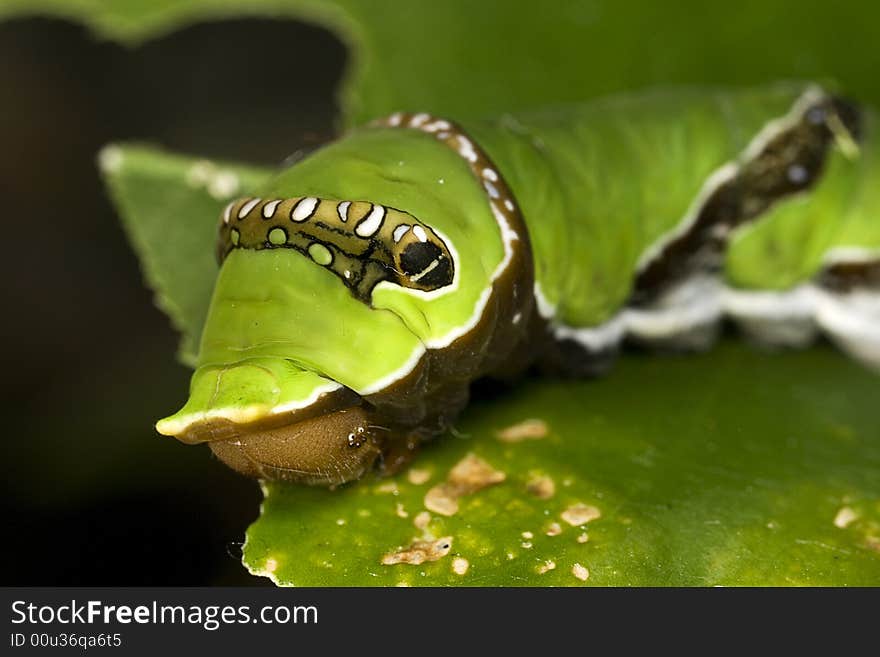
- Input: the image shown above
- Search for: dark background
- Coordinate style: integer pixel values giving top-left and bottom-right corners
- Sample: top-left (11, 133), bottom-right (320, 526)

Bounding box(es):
top-left (0, 17), bottom-right (345, 585)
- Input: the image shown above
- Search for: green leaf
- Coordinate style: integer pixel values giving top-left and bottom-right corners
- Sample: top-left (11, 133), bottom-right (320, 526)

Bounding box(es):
top-left (4, 1), bottom-right (880, 126)
top-left (18, 1), bottom-right (876, 584)
top-left (244, 341), bottom-right (880, 586)
top-left (99, 144), bottom-right (271, 365)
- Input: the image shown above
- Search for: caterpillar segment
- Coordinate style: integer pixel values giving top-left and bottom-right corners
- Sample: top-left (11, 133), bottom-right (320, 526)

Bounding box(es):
top-left (157, 83), bottom-right (879, 484)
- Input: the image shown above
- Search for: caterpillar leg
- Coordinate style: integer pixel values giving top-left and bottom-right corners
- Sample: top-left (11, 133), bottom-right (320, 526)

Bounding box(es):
top-left (724, 284), bottom-right (880, 368)
top-left (722, 286), bottom-right (819, 349)
top-left (624, 275), bottom-right (723, 352)
top-left (375, 432), bottom-right (423, 477)
top-left (540, 275), bottom-right (725, 368)
top-left (542, 269), bottom-right (880, 372)
top-left (813, 287), bottom-right (880, 367)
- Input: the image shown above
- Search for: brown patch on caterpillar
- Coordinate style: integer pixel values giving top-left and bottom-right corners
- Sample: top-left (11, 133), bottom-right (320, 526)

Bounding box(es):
top-left (381, 536), bottom-right (453, 565)
top-left (632, 91), bottom-right (863, 306)
top-left (208, 406), bottom-right (384, 486)
top-left (817, 258), bottom-right (880, 292)
top-left (167, 384), bottom-right (361, 446)
top-left (423, 453), bottom-right (506, 516)
top-left (495, 418), bottom-right (549, 442)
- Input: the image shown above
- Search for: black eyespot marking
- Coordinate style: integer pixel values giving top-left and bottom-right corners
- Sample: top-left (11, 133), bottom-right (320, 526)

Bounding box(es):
top-left (399, 241), bottom-right (454, 288)
top-left (419, 256), bottom-right (453, 288)
top-left (400, 241), bottom-right (441, 276)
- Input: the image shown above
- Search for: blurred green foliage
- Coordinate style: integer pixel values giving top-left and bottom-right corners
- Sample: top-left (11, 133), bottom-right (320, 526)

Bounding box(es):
top-left (101, 145), bottom-right (270, 364)
top-left (3, 0), bottom-right (880, 127)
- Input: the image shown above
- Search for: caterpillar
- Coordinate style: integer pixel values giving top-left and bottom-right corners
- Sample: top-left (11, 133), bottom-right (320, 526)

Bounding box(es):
top-left (156, 82), bottom-right (880, 485)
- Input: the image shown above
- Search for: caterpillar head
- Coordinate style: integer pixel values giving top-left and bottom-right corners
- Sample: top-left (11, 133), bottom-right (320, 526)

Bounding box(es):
top-left (156, 196), bottom-right (459, 485)
top-left (206, 406), bottom-right (386, 486)
top-left (156, 122), bottom-right (525, 485)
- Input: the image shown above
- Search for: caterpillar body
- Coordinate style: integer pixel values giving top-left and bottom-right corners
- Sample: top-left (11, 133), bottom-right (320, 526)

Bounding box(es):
top-left (156, 83), bottom-right (880, 485)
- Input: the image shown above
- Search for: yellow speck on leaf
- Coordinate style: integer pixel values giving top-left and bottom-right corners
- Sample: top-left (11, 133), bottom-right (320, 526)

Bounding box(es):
top-left (495, 418), bottom-right (549, 443)
top-left (407, 468), bottom-right (431, 485)
top-left (536, 560), bottom-right (556, 574)
top-left (376, 481), bottom-right (399, 495)
top-left (413, 511), bottom-right (431, 531)
top-left (561, 503), bottom-right (601, 527)
top-left (526, 474), bottom-right (556, 500)
top-left (381, 537), bottom-right (453, 566)
top-left (834, 506), bottom-right (858, 529)
top-left (423, 453), bottom-right (505, 516)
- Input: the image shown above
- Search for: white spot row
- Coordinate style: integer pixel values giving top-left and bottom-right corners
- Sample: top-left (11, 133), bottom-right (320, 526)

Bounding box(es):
top-left (393, 224), bottom-right (410, 243)
top-left (355, 204), bottom-right (386, 237)
top-left (291, 197), bottom-right (319, 222)
top-left (238, 198), bottom-right (261, 219)
top-left (455, 135), bottom-right (478, 163)
top-left (392, 223), bottom-right (428, 243)
top-left (262, 199), bottom-right (282, 218)
top-left (422, 119), bottom-right (452, 133)
top-left (337, 200), bottom-right (351, 223)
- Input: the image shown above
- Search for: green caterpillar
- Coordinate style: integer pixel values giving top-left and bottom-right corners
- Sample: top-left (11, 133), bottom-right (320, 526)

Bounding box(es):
top-left (156, 82), bottom-right (880, 485)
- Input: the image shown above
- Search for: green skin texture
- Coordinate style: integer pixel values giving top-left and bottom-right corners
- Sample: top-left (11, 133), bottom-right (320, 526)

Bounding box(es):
top-left (162, 83), bottom-right (877, 440)
top-left (463, 83), bottom-right (877, 322)
top-left (728, 109), bottom-right (880, 289)
top-left (163, 128), bottom-right (505, 428)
